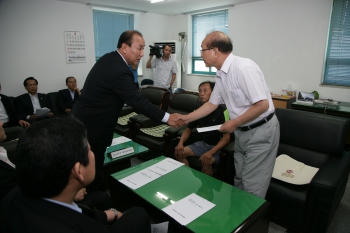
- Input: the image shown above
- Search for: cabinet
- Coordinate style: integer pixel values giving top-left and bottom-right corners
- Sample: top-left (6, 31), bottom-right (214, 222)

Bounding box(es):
top-left (272, 96), bottom-right (296, 109)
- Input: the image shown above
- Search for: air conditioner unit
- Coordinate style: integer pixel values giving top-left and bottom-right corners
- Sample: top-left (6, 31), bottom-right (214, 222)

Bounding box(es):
top-left (153, 40), bottom-right (182, 89)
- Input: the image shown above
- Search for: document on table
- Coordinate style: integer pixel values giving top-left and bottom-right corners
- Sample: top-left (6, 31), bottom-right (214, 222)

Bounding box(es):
top-left (35, 107), bottom-right (50, 117)
top-left (162, 193), bottom-right (215, 226)
top-left (151, 222), bottom-right (169, 233)
top-left (197, 124), bottom-right (222, 133)
top-left (110, 136), bottom-right (131, 146)
top-left (147, 158), bottom-right (184, 176)
top-left (118, 158), bottom-right (184, 190)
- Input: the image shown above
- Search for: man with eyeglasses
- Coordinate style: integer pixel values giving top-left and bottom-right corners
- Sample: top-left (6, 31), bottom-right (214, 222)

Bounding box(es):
top-left (177, 31), bottom-right (279, 199)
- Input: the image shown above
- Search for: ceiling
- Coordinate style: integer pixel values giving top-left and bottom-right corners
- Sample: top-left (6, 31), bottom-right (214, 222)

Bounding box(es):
top-left (57, 0), bottom-right (263, 16)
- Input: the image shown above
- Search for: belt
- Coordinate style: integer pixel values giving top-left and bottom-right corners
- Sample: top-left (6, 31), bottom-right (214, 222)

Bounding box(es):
top-left (238, 112), bottom-right (275, 131)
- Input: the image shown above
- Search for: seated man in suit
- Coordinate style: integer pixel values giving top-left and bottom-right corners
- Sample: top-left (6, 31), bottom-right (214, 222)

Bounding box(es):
top-left (0, 117), bottom-right (151, 233)
top-left (56, 76), bottom-right (81, 115)
top-left (0, 121), bottom-right (16, 201)
top-left (0, 120), bottom-right (114, 210)
top-left (15, 77), bottom-right (54, 123)
top-left (174, 81), bottom-right (230, 176)
top-left (0, 83), bottom-right (30, 142)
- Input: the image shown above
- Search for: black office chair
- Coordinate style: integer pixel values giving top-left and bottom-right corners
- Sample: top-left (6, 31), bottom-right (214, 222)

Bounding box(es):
top-left (173, 87), bottom-right (185, 93)
top-left (140, 79), bottom-right (154, 86)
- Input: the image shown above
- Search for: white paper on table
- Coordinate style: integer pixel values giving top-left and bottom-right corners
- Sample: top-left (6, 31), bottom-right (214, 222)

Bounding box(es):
top-left (110, 136), bottom-right (131, 146)
top-left (146, 158), bottom-right (184, 176)
top-left (162, 193), bottom-right (215, 226)
top-left (197, 124), bottom-right (222, 133)
top-left (119, 169), bottom-right (162, 190)
top-left (35, 107), bottom-right (50, 117)
top-left (151, 222), bottom-right (169, 233)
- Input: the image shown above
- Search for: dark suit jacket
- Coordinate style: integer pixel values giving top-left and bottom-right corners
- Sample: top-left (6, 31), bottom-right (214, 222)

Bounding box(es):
top-left (56, 89), bottom-right (80, 114)
top-left (72, 51), bottom-right (165, 134)
top-left (0, 160), bottom-right (16, 202)
top-left (0, 187), bottom-right (109, 233)
top-left (15, 93), bottom-right (52, 120)
top-left (0, 94), bottom-right (19, 126)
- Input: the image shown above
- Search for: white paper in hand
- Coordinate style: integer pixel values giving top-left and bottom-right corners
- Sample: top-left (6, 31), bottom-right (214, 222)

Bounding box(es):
top-left (35, 107), bottom-right (50, 117)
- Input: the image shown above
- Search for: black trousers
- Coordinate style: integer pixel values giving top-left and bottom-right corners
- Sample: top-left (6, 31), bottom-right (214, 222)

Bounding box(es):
top-left (86, 127), bottom-right (114, 192)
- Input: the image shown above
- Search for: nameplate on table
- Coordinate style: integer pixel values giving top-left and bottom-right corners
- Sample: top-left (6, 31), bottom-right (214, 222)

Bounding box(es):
top-left (162, 193), bottom-right (216, 226)
top-left (109, 136), bottom-right (131, 147)
top-left (109, 147), bottom-right (134, 159)
top-left (119, 158), bottom-right (184, 190)
top-left (197, 124), bottom-right (222, 133)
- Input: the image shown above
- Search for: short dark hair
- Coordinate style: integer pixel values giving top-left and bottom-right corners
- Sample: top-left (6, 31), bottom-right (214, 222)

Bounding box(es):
top-left (23, 77), bottom-right (38, 87)
top-left (117, 30), bottom-right (143, 49)
top-left (66, 76), bottom-right (76, 84)
top-left (163, 44), bottom-right (172, 52)
top-left (16, 117), bottom-right (89, 198)
top-left (199, 81), bottom-right (215, 91)
top-left (206, 31), bottom-right (233, 54)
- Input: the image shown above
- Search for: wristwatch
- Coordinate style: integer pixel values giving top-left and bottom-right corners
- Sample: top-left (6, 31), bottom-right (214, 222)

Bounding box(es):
top-left (110, 208), bottom-right (118, 221)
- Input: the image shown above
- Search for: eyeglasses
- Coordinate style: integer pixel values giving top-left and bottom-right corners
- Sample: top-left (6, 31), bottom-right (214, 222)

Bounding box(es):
top-left (200, 48), bottom-right (213, 54)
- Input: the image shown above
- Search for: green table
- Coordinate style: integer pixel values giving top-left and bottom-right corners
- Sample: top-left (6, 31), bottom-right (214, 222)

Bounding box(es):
top-left (103, 133), bottom-right (149, 189)
top-left (109, 156), bottom-right (270, 233)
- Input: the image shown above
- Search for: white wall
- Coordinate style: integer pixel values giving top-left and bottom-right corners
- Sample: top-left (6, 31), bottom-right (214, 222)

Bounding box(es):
top-left (1, 0), bottom-right (349, 102)
top-left (185, 0), bottom-right (350, 102)
top-left (0, 0), bottom-right (96, 96)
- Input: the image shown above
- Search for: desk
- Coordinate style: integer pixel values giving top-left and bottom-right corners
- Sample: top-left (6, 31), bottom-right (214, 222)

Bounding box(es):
top-left (109, 156), bottom-right (270, 233)
top-left (103, 133), bottom-right (148, 188)
top-left (272, 96), bottom-right (296, 109)
top-left (291, 102), bottom-right (350, 146)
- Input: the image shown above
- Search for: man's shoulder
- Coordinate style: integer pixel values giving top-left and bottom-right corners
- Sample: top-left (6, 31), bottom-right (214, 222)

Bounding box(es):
top-left (0, 188), bottom-right (108, 233)
top-left (16, 93), bottom-right (28, 100)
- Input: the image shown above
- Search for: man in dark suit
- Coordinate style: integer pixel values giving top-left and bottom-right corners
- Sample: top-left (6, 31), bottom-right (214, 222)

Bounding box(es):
top-left (0, 83), bottom-right (30, 142)
top-left (0, 121), bottom-right (16, 202)
top-left (15, 77), bottom-right (54, 123)
top-left (71, 30), bottom-right (183, 192)
top-left (0, 117), bottom-right (151, 233)
top-left (56, 76), bottom-right (81, 115)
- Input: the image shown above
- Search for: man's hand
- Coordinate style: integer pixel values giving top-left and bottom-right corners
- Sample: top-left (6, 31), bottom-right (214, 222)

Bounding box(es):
top-left (199, 151), bottom-right (213, 166)
top-left (219, 119), bottom-right (238, 133)
top-left (174, 143), bottom-right (184, 159)
top-left (176, 114), bottom-right (190, 124)
top-left (75, 87), bottom-right (81, 95)
top-left (168, 113), bottom-right (185, 127)
top-left (74, 188), bottom-right (87, 202)
top-left (18, 120), bottom-right (30, 127)
top-left (48, 112), bottom-right (54, 117)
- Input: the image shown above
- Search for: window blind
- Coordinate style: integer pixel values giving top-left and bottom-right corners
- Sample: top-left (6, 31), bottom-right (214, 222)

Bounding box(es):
top-left (192, 10), bottom-right (228, 74)
top-left (93, 10), bottom-right (134, 60)
top-left (324, 0), bottom-right (350, 86)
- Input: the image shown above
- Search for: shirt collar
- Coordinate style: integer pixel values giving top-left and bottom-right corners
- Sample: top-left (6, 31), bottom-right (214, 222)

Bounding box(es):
top-left (220, 53), bottom-right (234, 74)
top-left (43, 198), bottom-right (82, 213)
top-left (117, 50), bottom-right (128, 65)
top-left (28, 93), bottom-right (38, 97)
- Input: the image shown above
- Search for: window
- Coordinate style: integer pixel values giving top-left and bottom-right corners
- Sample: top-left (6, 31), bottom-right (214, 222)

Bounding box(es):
top-left (93, 10), bottom-right (134, 60)
top-left (324, 0), bottom-right (350, 86)
top-left (192, 10), bottom-right (228, 75)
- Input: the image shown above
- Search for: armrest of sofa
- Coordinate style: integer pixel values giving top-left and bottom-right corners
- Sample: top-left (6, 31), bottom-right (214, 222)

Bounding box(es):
top-left (119, 106), bottom-right (134, 117)
top-left (309, 152), bottom-right (350, 197)
top-left (163, 125), bottom-right (189, 158)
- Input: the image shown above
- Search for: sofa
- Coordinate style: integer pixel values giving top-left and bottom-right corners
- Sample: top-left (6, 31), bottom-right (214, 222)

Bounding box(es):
top-left (266, 108), bottom-right (350, 233)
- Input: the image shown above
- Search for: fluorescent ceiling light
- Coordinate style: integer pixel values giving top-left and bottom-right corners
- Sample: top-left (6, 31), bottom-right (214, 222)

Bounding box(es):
top-left (181, 4), bottom-right (234, 15)
top-left (87, 3), bottom-right (148, 13)
top-left (151, 0), bottom-right (165, 3)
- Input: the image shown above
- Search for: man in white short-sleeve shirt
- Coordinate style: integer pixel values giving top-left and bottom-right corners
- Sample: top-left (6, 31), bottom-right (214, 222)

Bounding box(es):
top-left (146, 44), bottom-right (177, 91)
top-left (177, 31), bottom-right (280, 198)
